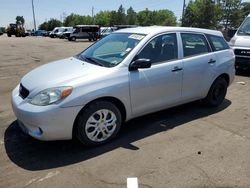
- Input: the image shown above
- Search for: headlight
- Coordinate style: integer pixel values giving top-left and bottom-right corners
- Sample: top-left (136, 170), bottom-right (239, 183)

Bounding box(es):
top-left (29, 86), bottom-right (73, 106)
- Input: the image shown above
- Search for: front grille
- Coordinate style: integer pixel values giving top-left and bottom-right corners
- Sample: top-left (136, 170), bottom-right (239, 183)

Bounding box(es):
top-left (19, 83), bottom-right (29, 99)
top-left (234, 49), bottom-right (250, 57)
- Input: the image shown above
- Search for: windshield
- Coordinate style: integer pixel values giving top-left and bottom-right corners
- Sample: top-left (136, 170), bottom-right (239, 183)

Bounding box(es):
top-left (77, 33), bottom-right (145, 67)
top-left (238, 17), bottom-right (250, 35)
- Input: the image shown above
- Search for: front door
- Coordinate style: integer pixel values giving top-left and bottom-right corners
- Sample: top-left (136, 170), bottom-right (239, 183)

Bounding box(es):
top-left (129, 33), bottom-right (183, 117)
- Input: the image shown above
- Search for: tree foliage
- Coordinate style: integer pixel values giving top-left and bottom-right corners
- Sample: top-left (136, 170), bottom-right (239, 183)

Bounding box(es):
top-left (60, 5), bottom-right (176, 27)
top-left (182, 0), bottom-right (248, 29)
top-left (241, 2), bottom-right (250, 18)
top-left (64, 13), bottom-right (94, 26)
top-left (182, 0), bottom-right (221, 29)
top-left (137, 8), bottom-right (176, 26)
top-left (95, 11), bottom-right (111, 26)
top-left (127, 7), bottom-right (137, 25)
top-left (16, 16), bottom-right (25, 27)
top-left (219, 0), bottom-right (243, 29)
top-left (39, 18), bottom-right (62, 31)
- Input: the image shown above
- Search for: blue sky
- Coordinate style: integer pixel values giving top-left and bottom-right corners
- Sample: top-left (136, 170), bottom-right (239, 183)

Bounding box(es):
top-left (0, 0), bottom-right (188, 29)
top-left (0, 0), bottom-right (248, 29)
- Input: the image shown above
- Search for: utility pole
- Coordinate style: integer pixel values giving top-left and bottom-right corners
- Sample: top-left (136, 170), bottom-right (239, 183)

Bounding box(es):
top-left (92, 6), bottom-right (94, 18)
top-left (31, 0), bottom-right (36, 31)
top-left (182, 0), bottom-right (186, 26)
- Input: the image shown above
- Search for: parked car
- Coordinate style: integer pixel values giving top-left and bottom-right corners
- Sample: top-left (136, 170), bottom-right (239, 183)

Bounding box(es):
top-left (229, 14), bottom-right (250, 70)
top-left (68, 25), bottom-right (100, 41)
top-left (0, 31), bottom-right (3, 36)
top-left (100, 27), bottom-right (116, 38)
top-left (12, 26), bottom-right (235, 146)
top-left (42, 31), bottom-right (51, 37)
top-left (32, 30), bottom-right (46, 36)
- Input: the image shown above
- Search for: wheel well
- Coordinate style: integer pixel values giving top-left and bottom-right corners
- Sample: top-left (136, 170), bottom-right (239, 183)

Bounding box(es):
top-left (72, 97), bottom-right (127, 138)
top-left (216, 73), bottom-right (230, 86)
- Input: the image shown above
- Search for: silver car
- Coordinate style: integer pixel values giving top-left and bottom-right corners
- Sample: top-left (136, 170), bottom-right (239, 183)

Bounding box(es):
top-left (12, 26), bottom-right (235, 145)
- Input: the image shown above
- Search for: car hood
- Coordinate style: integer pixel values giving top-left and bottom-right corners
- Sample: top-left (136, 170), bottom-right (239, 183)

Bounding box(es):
top-left (234, 35), bottom-right (250, 48)
top-left (21, 57), bottom-right (106, 93)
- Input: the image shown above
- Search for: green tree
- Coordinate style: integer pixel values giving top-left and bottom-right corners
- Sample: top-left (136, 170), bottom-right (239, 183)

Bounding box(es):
top-left (0, 27), bottom-right (6, 33)
top-left (154, 9), bottom-right (176, 25)
top-left (109, 11), bottom-right (118, 25)
top-left (126, 6), bottom-right (137, 25)
top-left (137, 9), bottom-right (176, 26)
top-left (137, 8), bottom-right (152, 26)
top-left (63, 14), bottom-right (94, 26)
top-left (39, 18), bottom-right (62, 31)
top-left (241, 2), bottom-right (250, 17)
top-left (39, 21), bottom-right (48, 30)
top-left (16, 16), bottom-right (25, 27)
top-left (95, 11), bottom-right (111, 26)
top-left (182, 0), bottom-right (221, 29)
top-left (219, 0), bottom-right (243, 29)
top-left (116, 5), bottom-right (126, 25)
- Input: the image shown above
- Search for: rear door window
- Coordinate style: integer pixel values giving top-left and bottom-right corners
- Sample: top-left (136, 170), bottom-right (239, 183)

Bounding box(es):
top-left (181, 33), bottom-right (210, 57)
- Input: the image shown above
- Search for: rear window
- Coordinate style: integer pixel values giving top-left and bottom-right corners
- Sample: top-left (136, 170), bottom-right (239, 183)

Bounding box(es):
top-left (206, 35), bottom-right (229, 51)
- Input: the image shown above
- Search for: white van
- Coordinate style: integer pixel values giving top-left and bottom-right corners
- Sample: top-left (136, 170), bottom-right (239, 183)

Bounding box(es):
top-left (229, 14), bottom-right (250, 69)
top-left (49, 27), bottom-right (67, 38)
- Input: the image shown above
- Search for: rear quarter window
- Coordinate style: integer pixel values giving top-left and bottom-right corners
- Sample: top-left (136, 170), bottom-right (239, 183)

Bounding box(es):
top-left (206, 35), bottom-right (229, 51)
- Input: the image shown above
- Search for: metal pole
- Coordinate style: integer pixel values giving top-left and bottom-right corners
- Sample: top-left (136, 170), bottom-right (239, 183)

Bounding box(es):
top-left (182, 0), bottom-right (186, 26)
top-left (32, 0), bottom-right (36, 31)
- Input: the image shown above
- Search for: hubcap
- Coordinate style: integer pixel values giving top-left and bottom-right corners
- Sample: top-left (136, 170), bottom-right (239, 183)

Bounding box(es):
top-left (85, 109), bottom-right (117, 142)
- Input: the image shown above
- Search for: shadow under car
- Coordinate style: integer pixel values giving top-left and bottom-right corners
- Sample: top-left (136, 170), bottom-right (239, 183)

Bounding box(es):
top-left (4, 99), bottom-right (231, 171)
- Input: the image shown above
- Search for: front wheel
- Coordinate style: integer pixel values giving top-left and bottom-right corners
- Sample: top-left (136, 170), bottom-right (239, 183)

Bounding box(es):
top-left (202, 77), bottom-right (228, 107)
top-left (76, 101), bottom-right (122, 146)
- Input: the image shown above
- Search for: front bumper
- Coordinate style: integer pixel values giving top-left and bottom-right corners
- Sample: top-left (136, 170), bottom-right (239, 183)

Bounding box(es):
top-left (11, 85), bottom-right (82, 141)
top-left (232, 47), bottom-right (250, 69)
top-left (235, 57), bottom-right (250, 69)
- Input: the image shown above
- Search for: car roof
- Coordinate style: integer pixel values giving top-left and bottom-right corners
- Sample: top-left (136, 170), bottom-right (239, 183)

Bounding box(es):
top-left (115, 26), bottom-right (223, 37)
top-left (75, 25), bottom-right (99, 27)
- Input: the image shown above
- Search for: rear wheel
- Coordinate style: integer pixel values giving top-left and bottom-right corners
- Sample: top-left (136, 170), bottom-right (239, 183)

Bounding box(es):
top-left (203, 77), bottom-right (228, 107)
top-left (76, 100), bottom-right (122, 146)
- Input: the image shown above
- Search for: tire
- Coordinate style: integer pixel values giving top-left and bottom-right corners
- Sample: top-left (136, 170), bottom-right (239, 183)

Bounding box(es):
top-left (76, 100), bottom-right (122, 146)
top-left (7, 34), bottom-right (11, 37)
top-left (71, 36), bottom-right (76, 41)
top-left (203, 77), bottom-right (228, 107)
top-left (88, 38), bottom-right (92, 42)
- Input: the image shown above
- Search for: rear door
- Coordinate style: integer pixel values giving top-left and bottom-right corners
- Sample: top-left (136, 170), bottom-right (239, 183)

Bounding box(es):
top-left (180, 32), bottom-right (217, 102)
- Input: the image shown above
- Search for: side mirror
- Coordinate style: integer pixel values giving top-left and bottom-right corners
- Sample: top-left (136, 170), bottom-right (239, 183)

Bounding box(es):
top-left (129, 58), bottom-right (151, 71)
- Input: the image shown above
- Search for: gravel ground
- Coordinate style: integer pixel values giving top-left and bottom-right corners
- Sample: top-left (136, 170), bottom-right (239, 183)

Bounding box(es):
top-left (0, 34), bottom-right (250, 188)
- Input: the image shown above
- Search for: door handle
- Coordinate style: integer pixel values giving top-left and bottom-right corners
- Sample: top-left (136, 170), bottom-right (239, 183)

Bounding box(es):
top-left (208, 59), bottom-right (216, 64)
top-left (172, 66), bottom-right (183, 72)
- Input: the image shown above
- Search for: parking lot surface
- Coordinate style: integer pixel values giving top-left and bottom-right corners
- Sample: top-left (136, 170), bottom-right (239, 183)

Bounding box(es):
top-left (0, 35), bottom-right (250, 188)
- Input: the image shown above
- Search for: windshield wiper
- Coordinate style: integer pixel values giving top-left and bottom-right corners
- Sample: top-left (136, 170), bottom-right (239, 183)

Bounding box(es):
top-left (80, 55), bottom-right (104, 67)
